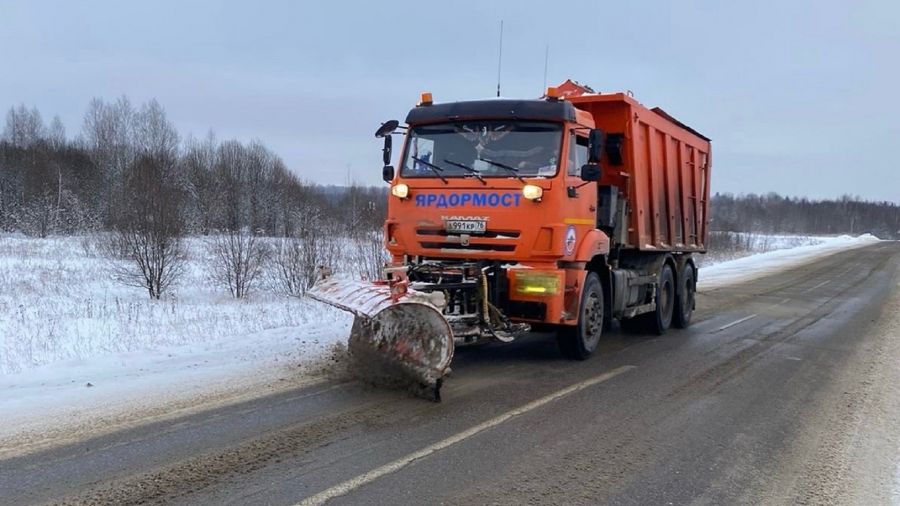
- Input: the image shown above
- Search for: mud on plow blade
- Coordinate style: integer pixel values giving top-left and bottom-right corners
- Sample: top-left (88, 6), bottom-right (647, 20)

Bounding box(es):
top-left (307, 277), bottom-right (454, 401)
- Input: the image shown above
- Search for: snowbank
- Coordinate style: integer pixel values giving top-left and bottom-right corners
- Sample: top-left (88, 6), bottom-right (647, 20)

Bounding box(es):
top-left (699, 234), bottom-right (881, 289)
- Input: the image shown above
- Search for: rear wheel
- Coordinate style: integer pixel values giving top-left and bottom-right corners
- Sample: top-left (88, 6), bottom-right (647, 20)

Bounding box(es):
top-left (558, 273), bottom-right (604, 360)
top-left (647, 263), bottom-right (676, 334)
top-left (673, 263), bottom-right (695, 329)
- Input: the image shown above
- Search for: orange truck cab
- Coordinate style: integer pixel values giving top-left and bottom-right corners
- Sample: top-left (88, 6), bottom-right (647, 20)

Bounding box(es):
top-left (377, 81), bottom-right (711, 359)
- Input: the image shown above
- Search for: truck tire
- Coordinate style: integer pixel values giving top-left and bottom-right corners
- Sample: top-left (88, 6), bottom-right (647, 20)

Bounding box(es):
top-left (619, 263), bottom-right (675, 335)
top-left (557, 273), bottom-right (604, 360)
top-left (647, 263), bottom-right (675, 334)
top-left (672, 263), bottom-right (695, 329)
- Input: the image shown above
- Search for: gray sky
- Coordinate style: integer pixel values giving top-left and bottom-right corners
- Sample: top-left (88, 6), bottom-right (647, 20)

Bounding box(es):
top-left (2, 0), bottom-right (898, 201)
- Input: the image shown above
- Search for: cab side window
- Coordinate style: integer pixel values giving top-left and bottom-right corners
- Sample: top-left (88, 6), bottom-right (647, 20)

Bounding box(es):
top-left (567, 134), bottom-right (589, 176)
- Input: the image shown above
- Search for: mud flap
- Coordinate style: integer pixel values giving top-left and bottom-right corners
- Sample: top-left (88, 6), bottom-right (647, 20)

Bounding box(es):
top-left (308, 278), bottom-right (454, 400)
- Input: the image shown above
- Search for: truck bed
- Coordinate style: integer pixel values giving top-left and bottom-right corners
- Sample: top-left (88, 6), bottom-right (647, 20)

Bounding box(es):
top-left (569, 93), bottom-right (711, 252)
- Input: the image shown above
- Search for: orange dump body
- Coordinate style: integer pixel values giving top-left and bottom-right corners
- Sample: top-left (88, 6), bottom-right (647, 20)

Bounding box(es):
top-left (568, 93), bottom-right (711, 251)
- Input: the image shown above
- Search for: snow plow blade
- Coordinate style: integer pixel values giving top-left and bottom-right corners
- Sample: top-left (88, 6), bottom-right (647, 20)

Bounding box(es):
top-left (307, 278), bottom-right (453, 400)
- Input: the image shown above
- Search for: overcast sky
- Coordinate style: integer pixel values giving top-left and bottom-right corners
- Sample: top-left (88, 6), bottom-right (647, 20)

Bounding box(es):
top-left (2, 0), bottom-right (898, 201)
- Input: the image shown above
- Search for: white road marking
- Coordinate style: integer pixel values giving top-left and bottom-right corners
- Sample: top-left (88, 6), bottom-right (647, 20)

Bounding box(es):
top-left (806, 279), bottom-right (831, 292)
top-left (716, 314), bottom-right (758, 332)
top-left (295, 365), bottom-right (637, 506)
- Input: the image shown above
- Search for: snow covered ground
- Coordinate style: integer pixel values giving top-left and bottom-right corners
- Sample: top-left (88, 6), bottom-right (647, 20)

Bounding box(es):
top-left (0, 232), bottom-right (883, 453)
top-left (698, 231), bottom-right (830, 267)
top-left (0, 234), bottom-right (354, 454)
top-left (700, 234), bottom-right (881, 289)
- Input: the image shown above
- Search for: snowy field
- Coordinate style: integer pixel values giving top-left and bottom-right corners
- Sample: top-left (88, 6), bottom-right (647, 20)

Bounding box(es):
top-left (0, 232), bottom-right (883, 452)
top-left (0, 235), bottom-right (354, 376)
top-left (698, 231), bottom-right (831, 267)
top-left (0, 234), bottom-right (357, 452)
top-left (700, 233), bottom-right (881, 289)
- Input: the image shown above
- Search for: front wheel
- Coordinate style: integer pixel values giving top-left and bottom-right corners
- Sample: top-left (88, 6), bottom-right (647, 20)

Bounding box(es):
top-left (557, 273), bottom-right (604, 360)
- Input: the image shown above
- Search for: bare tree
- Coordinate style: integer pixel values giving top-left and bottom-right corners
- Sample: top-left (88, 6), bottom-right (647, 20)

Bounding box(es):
top-left (270, 208), bottom-right (339, 296)
top-left (181, 131), bottom-right (219, 233)
top-left (82, 96), bottom-right (136, 176)
top-left (102, 155), bottom-right (186, 299)
top-left (208, 229), bottom-right (270, 298)
top-left (47, 115), bottom-right (66, 150)
top-left (2, 104), bottom-right (44, 148)
top-left (134, 99), bottom-right (179, 162)
top-left (343, 187), bottom-right (388, 280)
top-left (82, 96), bottom-right (136, 225)
top-left (352, 229), bottom-right (387, 281)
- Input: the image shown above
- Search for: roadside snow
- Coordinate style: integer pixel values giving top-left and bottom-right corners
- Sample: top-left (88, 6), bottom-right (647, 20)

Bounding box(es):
top-left (0, 235), bottom-right (354, 451)
top-left (0, 233), bottom-right (884, 452)
top-left (699, 234), bottom-right (881, 290)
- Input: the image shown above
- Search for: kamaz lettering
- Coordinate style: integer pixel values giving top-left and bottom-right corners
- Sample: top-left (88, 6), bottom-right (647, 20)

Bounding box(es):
top-left (415, 192), bottom-right (522, 208)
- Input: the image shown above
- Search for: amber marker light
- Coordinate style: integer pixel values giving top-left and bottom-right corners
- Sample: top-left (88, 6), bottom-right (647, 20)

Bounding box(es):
top-left (545, 86), bottom-right (561, 101)
top-left (419, 92), bottom-right (433, 106)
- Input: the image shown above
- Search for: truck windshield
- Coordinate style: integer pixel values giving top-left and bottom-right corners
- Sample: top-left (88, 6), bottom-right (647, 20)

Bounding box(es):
top-left (401, 121), bottom-right (562, 178)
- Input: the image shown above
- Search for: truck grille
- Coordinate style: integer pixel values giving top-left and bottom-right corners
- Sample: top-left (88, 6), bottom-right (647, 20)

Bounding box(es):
top-left (419, 242), bottom-right (516, 252)
top-left (416, 229), bottom-right (521, 239)
top-left (416, 228), bottom-right (519, 253)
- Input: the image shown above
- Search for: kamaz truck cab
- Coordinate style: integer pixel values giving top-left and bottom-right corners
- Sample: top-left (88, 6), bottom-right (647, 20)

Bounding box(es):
top-left (310, 82), bottom-right (710, 396)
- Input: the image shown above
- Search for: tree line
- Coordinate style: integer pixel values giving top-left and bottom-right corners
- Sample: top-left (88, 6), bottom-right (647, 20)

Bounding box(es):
top-left (0, 98), bottom-right (386, 238)
top-left (1, 98), bottom-right (387, 299)
top-left (711, 192), bottom-right (900, 239)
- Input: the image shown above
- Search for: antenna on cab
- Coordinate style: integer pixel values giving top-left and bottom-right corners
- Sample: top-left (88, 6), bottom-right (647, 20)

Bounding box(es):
top-left (496, 20), bottom-right (504, 97)
top-left (542, 44), bottom-right (550, 93)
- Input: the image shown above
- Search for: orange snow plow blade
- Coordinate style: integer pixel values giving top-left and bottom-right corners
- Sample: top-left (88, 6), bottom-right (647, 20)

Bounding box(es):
top-left (307, 278), bottom-right (453, 400)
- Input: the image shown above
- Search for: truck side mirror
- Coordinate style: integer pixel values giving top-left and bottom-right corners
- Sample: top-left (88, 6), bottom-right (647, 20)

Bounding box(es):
top-left (580, 163), bottom-right (601, 182)
top-left (588, 128), bottom-right (604, 163)
top-left (382, 165), bottom-right (395, 182)
top-left (382, 135), bottom-right (392, 166)
top-left (375, 120), bottom-right (399, 138)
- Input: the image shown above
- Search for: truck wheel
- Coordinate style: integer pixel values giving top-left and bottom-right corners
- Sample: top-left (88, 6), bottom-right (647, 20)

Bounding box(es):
top-left (646, 263), bottom-right (675, 335)
top-left (557, 273), bottom-right (604, 360)
top-left (673, 264), bottom-right (695, 329)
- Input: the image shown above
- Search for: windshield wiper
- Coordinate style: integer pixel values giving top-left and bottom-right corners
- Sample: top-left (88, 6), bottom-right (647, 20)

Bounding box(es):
top-left (477, 157), bottom-right (526, 183)
top-left (411, 156), bottom-right (448, 184)
top-left (443, 158), bottom-right (486, 185)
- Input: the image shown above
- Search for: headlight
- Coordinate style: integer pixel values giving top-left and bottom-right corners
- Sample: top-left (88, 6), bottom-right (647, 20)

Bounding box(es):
top-left (522, 184), bottom-right (543, 201)
top-left (391, 183), bottom-right (409, 199)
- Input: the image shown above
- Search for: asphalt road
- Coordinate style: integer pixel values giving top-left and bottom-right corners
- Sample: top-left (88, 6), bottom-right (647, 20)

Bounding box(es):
top-left (3, 242), bottom-right (899, 505)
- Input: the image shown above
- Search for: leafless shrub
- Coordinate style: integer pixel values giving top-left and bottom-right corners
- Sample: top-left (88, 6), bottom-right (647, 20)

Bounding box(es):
top-left (101, 155), bottom-right (186, 299)
top-left (270, 207), bottom-right (338, 296)
top-left (14, 188), bottom-right (99, 237)
top-left (270, 236), bottom-right (322, 296)
top-left (707, 231), bottom-right (757, 255)
top-left (208, 229), bottom-right (271, 298)
top-left (352, 230), bottom-right (386, 281)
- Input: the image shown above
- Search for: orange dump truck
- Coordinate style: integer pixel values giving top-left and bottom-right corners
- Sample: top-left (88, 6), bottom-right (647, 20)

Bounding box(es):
top-left (310, 80), bottom-right (710, 396)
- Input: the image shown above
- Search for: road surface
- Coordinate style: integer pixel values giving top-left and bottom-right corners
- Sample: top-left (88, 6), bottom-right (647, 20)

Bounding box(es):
top-left (3, 242), bottom-right (900, 505)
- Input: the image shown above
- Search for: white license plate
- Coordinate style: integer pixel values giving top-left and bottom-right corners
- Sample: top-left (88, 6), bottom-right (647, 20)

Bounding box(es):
top-left (445, 220), bottom-right (486, 234)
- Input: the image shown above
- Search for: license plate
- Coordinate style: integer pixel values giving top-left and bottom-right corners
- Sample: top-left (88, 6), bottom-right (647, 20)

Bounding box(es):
top-left (445, 219), bottom-right (486, 234)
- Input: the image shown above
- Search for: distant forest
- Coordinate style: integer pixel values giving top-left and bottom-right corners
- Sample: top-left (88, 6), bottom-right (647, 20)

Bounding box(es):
top-left (711, 193), bottom-right (900, 239)
top-left (0, 99), bottom-right (386, 238)
top-left (1, 100), bottom-right (899, 240)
